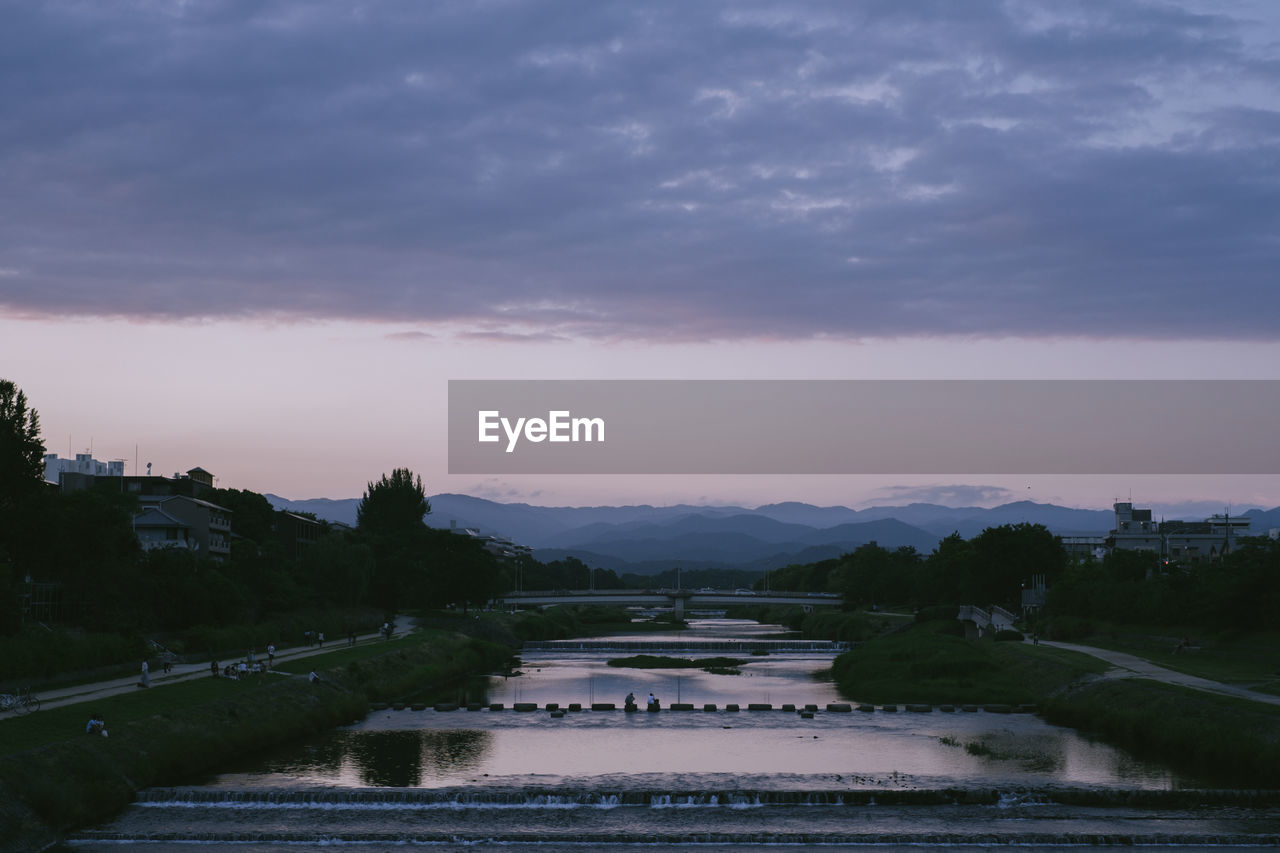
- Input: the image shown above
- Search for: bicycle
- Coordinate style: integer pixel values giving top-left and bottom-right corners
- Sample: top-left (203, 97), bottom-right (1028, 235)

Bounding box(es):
top-left (0, 686), bottom-right (40, 715)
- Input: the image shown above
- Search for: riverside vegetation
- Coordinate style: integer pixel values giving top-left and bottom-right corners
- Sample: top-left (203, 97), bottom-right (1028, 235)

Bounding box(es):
top-left (0, 627), bottom-right (511, 853)
top-left (825, 612), bottom-right (1280, 787)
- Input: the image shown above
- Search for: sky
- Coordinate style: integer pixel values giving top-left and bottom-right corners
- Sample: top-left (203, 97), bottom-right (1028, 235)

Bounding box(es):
top-left (2, 0), bottom-right (1279, 513)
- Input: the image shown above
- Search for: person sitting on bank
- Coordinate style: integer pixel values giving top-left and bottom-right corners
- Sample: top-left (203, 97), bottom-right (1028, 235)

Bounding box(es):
top-left (647, 692), bottom-right (660, 710)
top-left (625, 691), bottom-right (636, 709)
top-left (86, 713), bottom-right (107, 736)
top-left (211, 659), bottom-right (219, 677)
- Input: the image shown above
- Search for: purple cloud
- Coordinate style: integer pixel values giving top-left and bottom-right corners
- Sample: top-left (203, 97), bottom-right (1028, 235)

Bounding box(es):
top-left (1, 1), bottom-right (1277, 340)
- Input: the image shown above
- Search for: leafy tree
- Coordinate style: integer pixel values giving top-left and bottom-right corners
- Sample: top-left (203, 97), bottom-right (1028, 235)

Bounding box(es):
top-left (206, 487), bottom-right (278, 547)
top-left (0, 378), bottom-right (45, 515)
top-left (357, 468), bottom-right (430, 536)
top-left (915, 532), bottom-right (973, 605)
top-left (419, 526), bottom-right (508, 611)
top-left (302, 532), bottom-right (375, 609)
top-left (357, 468), bottom-right (431, 608)
top-left (966, 523), bottom-right (1066, 609)
top-left (830, 543), bottom-right (922, 608)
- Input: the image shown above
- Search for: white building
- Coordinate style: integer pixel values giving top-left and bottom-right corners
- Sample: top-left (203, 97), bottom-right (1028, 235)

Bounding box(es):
top-left (43, 453), bottom-right (124, 484)
top-left (1106, 502), bottom-right (1250, 564)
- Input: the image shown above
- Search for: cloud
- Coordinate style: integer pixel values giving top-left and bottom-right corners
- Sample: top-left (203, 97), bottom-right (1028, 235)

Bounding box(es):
top-left (463, 480), bottom-right (544, 503)
top-left (385, 330), bottom-right (436, 341)
top-left (1, 1), bottom-right (1277, 341)
top-left (869, 484), bottom-right (1015, 507)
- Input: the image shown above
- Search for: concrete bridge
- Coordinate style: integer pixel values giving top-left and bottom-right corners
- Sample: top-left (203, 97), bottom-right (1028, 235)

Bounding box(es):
top-left (499, 589), bottom-right (843, 619)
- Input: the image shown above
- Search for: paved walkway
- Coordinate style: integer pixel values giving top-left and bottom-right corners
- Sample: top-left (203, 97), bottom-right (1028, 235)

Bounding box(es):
top-left (6, 626), bottom-right (408, 716)
top-left (1037, 639), bottom-right (1280, 707)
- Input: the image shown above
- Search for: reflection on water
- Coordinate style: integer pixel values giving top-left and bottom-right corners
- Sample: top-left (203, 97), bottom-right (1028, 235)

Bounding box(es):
top-left (68, 618), bottom-right (1272, 850)
top-left (221, 707), bottom-right (1179, 791)
top-left (212, 616), bottom-right (1187, 793)
top-left (341, 730), bottom-right (491, 787)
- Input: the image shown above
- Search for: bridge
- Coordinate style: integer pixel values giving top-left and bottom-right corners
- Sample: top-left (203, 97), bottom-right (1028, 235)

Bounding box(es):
top-left (498, 589), bottom-right (843, 619)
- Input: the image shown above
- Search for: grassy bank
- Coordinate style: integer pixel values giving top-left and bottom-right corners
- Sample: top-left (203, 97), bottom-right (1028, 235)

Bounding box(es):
top-left (833, 619), bottom-right (1280, 787)
top-left (831, 619), bottom-right (1105, 705)
top-left (0, 630), bottom-right (510, 852)
top-left (1042, 677), bottom-right (1280, 786)
top-left (1042, 622), bottom-right (1280, 695)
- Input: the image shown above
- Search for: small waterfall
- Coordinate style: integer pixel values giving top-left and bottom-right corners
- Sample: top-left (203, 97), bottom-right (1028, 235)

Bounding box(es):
top-left (521, 639), bottom-right (849, 652)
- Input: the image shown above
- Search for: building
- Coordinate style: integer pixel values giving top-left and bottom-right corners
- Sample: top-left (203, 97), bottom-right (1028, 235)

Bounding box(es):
top-left (1106, 502), bottom-right (1250, 564)
top-left (43, 453), bottom-right (124, 484)
top-left (1061, 535), bottom-right (1107, 562)
top-left (136, 495), bottom-right (233, 561)
top-left (1108, 503), bottom-right (1163, 553)
top-left (133, 506), bottom-right (192, 552)
top-left (59, 465), bottom-right (218, 499)
top-left (275, 511), bottom-right (321, 561)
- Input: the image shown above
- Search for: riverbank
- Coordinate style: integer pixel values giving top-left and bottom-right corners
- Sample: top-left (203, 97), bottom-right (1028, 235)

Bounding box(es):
top-left (0, 629), bottom-right (511, 852)
top-left (831, 618), bottom-right (1280, 787)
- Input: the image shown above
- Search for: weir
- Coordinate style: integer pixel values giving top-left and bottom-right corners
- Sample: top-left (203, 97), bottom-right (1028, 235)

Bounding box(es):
top-left (521, 639), bottom-right (850, 652)
top-left (78, 787), bottom-right (1280, 848)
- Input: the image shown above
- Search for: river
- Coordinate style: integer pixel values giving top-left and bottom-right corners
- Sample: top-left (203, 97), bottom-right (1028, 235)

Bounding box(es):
top-left (65, 618), bottom-right (1280, 850)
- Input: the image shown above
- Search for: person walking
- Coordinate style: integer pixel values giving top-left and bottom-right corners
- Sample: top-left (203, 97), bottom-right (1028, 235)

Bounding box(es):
top-left (267, 643), bottom-right (276, 668)
top-left (211, 659), bottom-right (219, 678)
top-left (139, 660), bottom-right (150, 688)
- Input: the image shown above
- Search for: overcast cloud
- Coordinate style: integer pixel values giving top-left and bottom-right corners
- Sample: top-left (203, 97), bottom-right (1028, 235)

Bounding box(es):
top-left (2, 0), bottom-right (1277, 340)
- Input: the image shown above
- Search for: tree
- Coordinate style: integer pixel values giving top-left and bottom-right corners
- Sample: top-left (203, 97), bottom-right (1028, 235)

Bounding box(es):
top-left (357, 469), bottom-right (430, 536)
top-left (967, 523), bottom-right (1066, 609)
top-left (0, 378), bottom-right (45, 515)
top-left (357, 468), bottom-right (430, 608)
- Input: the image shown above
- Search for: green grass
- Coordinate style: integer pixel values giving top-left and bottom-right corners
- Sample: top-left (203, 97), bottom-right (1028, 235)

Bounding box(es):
top-left (0, 672), bottom-right (280, 757)
top-left (1074, 627), bottom-right (1280, 686)
top-left (1007, 640), bottom-right (1111, 675)
top-left (831, 620), bottom-right (1097, 705)
top-left (1042, 677), bottom-right (1280, 787)
top-left (272, 633), bottom-right (427, 675)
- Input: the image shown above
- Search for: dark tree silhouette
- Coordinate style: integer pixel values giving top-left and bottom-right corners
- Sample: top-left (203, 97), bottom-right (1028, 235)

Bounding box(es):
top-left (0, 379), bottom-right (45, 514)
top-left (357, 468), bottom-right (430, 536)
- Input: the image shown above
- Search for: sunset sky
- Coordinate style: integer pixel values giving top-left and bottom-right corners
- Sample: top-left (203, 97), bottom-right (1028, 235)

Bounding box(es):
top-left (3, 1), bottom-right (1278, 513)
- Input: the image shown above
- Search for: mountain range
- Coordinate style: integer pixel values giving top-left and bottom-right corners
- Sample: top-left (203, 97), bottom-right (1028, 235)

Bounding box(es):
top-left (265, 493), bottom-right (1280, 576)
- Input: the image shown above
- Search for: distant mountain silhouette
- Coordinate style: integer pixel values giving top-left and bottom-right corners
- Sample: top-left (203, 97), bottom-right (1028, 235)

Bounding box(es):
top-left (265, 492), bottom-right (1278, 576)
top-left (265, 494), bottom-right (360, 526)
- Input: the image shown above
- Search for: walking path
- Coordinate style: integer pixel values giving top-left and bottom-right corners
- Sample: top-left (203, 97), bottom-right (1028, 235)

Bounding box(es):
top-left (7, 625), bottom-right (408, 716)
top-left (1038, 639), bottom-right (1280, 707)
